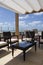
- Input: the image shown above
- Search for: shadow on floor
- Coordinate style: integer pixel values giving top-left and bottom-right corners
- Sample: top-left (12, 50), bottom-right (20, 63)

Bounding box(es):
top-left (5, 48), bottom-right (43, 65)
top-left (39, 45), bottom-right (43, 50)
top-left (5, 51), bottom-right (35, 65)
top-left (0, 49), bottom-right (11, 58)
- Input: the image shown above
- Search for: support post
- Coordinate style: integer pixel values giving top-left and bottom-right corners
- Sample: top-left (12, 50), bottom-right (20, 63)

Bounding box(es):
top-left (15, 13), bottom-right (19, 40)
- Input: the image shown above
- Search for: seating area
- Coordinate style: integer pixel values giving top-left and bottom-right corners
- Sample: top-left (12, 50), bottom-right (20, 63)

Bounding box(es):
top-left (0, 33), bottom-right (9, 49)
top-left (0, 31), bottom-right (18, 49)
top-left (0, 43), bottom-right (43, 65)
top-left (39, 31), bottom-right (43, 48)
top-left (0, 0), bottom-right (43, 65)
top-left (22, 31), bottom-right (35, 42)
top-left (0, 31), bottom-right (43, 65)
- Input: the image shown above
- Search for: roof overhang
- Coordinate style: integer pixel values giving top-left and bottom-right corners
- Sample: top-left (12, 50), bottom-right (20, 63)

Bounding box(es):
top-left (0, 0), bottom-right (43, 14)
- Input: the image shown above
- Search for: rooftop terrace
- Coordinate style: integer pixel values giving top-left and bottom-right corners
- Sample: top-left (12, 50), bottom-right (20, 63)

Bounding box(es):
top-left (0, 42), bottom-right (43, 65)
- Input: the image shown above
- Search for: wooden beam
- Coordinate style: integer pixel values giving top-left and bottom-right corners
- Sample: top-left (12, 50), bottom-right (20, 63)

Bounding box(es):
top-left (15, 13), bottom-right (19, 36)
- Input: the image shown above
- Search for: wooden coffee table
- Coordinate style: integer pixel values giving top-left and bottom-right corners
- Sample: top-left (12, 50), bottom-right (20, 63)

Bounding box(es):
top-left (11, 41), bottom-right (36, 61)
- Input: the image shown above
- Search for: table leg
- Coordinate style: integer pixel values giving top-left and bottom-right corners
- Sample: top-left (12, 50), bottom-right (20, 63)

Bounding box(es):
top-left (23, 50), bottom-right (25, 61)
top-left (12, 48), bottom-right (14, 57)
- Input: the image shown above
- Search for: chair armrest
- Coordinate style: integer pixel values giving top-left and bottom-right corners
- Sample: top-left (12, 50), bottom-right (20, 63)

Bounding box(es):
top-left (11, 35), bottom-right (18, 39)
top-left (39, 35), bottom-right (41, 39)
top-left (38, 35), bottom-right (42, 43)
top-left (21, 34), bottom-right (25, 41)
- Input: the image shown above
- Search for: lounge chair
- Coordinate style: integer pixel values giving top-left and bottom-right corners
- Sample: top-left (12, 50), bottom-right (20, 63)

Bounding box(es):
top-left (3, 31), bottom-right (18, 48)
top-left (0, 34), bottom-right (9, 49)
top-left (39, 31), bottom-right (43, 48)
top-left (22, 31), bottom-right (35, 42)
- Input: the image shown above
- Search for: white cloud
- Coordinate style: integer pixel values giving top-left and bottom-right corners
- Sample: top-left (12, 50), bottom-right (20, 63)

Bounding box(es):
top-left (41, 24), bottom-right (43, 27)
top-left (19, 20), bottom-right (43, 31)
top-left (19, 15), bottom-right (29, 19)
top-left (28, 21), bottom-right (41, 26)
top-left (0, 22), bottom-right (3, 26)
top-left (19, 21), bottom-right (41, 27)
top-left (34, 12), bottom-right (43, 15)
top-left (19, 20), bottom-right (29, 31)
top-left (19, 21), bottom-right (26, 26)
top-left (3, 22), bottom-right (11, 27)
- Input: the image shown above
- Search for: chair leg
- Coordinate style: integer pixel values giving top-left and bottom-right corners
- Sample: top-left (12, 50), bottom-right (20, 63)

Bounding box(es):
top-left (39, 43), bottom-right (40, 48)
top-left (35, 43), bottom-right (36, 52)
top-left (7, 44), bottom-right (9, 51)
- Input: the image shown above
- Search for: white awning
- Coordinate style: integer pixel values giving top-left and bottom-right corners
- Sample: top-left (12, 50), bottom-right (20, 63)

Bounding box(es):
top-left (0, 0), bottom-right (43, 14)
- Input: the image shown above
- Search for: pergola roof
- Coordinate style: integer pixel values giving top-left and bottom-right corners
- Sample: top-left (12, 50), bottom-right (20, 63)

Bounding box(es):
top-left (0, 0), bottom-right (43, 14)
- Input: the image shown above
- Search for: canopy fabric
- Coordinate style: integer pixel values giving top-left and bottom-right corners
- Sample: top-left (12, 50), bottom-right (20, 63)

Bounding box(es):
top-left (0, 0), bottom-right (43, 14)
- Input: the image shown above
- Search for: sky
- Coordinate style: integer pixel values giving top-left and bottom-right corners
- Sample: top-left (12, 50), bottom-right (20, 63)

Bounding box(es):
top-left (0, 7), bottom-right (15, 31)
top-left (0, 7), bottom-right (43, 32)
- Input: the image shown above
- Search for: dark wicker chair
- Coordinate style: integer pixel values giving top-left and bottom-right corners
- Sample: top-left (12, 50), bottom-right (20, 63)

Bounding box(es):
top-left (0, 33), bottom-right (9, 49)
top-left (3, 31), bottom-right (18, 47)
top-left (39, 31), bottom-right (43, 48)
top-left (22, 31), bottom-right (35, 42)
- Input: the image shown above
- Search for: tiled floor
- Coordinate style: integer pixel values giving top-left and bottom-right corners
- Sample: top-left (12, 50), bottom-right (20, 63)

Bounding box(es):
top-left (0, 44), bottom-right (43, 65)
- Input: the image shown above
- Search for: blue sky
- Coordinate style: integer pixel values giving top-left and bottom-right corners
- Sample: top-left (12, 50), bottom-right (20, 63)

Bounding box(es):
top-left (0, 7), bottom-right (15, 31)
top-left (0, 7), bottom-right (43, 32)
top-left (19, 13), bottom-right (43, 31)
